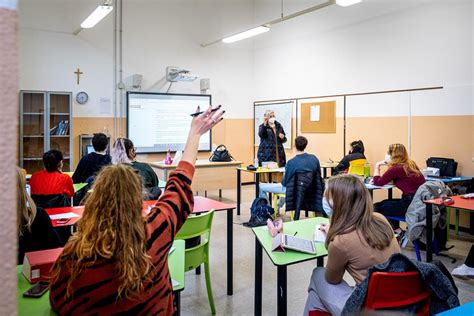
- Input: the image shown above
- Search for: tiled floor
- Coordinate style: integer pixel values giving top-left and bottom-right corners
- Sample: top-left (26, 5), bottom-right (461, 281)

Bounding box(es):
top-left (179, 186), bottom-right (474, 315)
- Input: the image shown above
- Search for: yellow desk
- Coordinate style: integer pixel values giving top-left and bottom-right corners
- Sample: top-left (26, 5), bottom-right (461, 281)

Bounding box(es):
top-left (150, 160), bottom-right (242, 197)
top-left (320, 162), bottom-right (338, 178)
top-left (236, 167), bottom-right (285, 215)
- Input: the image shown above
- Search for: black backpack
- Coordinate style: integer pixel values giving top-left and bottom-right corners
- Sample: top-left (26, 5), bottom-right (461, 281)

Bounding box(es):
top-left (243, 197), bottom-right (274, 228)
top-left (210, 144), bottom-right (234, 162)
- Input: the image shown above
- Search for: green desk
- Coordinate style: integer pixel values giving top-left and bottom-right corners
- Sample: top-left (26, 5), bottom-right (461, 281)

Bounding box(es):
top-left (17, 266), bottom-right (55, 316)
top-left (169, 240), bottom-right (185, 315)
top-left (252, 217), bottom-right (329, 316)
top-left (17, 240), bottom-right (185, 316)
top-left (73, 183), bottom-right (88, 192)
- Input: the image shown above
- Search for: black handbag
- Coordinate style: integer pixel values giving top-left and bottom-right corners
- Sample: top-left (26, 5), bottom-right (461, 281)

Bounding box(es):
top-left (210, 144), bottom-right (234, 162)
top-left (426, 157), bottom-right (458, 177)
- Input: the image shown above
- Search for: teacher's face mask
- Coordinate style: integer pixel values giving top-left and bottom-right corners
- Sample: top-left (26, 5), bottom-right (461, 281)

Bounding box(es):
top-left (268, 117), bottom-right (276, 125)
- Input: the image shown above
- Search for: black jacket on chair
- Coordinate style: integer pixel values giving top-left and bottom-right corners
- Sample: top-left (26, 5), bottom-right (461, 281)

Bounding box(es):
top-left (285, 170), bottom-right (325, 220)
top-left (257, 121), bottom-right (287, 167)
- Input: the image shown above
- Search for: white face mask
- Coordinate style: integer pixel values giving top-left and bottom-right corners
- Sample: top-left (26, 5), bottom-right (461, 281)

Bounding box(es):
top-left (322, 196), bottom-right (333, 217)
top-left (268, 117), bottom-right (276, 125)
top-left (384, 153), bottom-right (392, 163)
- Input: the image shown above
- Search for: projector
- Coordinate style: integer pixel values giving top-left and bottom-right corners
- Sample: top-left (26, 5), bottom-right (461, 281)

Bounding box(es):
top-left (166, 66), bottom-right (199, 82)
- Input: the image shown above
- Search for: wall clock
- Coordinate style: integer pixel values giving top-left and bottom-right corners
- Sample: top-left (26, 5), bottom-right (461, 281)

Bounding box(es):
top-left (76, 91), bottom-right (89, 104)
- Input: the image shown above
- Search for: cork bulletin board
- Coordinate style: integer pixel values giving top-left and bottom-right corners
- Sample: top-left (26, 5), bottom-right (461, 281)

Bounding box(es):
top-left (300, 101), bottom-right (336, 133)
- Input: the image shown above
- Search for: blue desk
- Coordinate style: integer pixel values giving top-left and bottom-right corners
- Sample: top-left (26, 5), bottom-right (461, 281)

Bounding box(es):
top-left (436, 301), bottom-right (474, 315)
top-left (425, 176), bottom-right (472, 184)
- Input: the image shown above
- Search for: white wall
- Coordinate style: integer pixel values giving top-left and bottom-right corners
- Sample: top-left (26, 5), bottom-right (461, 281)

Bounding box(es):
top-left (252, 0), bottom-right (473, 117)
top-left (19, 0), bottom-right (473, 119)
top-left (19, 0), bottom-right (256, 119)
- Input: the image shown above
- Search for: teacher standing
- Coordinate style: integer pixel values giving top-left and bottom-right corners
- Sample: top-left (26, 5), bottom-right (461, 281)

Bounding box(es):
top-left (257, 110), bottom-right (287, 167)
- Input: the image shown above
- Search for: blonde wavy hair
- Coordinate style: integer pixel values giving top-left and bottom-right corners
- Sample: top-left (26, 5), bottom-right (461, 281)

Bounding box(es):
top-left (17, 167), bottom-right (36, 236)
top-left (325, 175), bottom-right (394, 250)
top-left (388, 143), bottom-right (421, 175)
top-left (51, 164), bottom-right (151, 298)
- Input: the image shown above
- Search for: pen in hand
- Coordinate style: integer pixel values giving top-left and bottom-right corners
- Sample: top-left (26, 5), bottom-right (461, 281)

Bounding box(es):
top-left (190, 104), bottom-right (222, 117)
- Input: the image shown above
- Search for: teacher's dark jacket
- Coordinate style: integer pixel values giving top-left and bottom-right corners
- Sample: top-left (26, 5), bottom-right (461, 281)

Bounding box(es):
top-left (257, 121), bottom-right (287, 167)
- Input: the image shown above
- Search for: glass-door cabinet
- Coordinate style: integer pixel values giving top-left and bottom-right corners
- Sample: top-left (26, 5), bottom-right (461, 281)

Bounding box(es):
top-left (20, 91), bottom-right (72, 173)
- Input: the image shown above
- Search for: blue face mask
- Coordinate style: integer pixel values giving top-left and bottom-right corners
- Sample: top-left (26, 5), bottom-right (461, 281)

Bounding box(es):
top-left (322, 196), bottom-right (333, 218)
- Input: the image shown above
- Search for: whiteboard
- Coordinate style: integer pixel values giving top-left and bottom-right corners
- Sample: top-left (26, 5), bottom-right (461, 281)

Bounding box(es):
top-left (254, 101), bottom-right (295, 149)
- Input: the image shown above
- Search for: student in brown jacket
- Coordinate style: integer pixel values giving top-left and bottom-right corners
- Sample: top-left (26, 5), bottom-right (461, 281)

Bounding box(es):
top-left (304, 174), bottom-right (400, 315)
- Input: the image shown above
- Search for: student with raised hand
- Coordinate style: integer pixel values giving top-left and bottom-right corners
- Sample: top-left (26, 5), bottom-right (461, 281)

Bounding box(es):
top-left (112, 137), bottom-right (161, 200)
top-left (333, 140), bottom-right (366, 175)
top-left (304, 175), bottom-right (400, 315)
top-left (72, 132), bottom-right (111, 184)
top-left (50, 105), bottom-right (224, 315)
top-left (17, 167), bottom-right (62, 263)
top-left (29, 149), bottom-right (74, 199)
top-left (371, 143), bottom-right (425, 236)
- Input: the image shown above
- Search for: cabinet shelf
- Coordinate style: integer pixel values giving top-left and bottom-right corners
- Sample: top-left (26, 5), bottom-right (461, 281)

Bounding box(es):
top-left (20, 90), bottom-right (72, 173)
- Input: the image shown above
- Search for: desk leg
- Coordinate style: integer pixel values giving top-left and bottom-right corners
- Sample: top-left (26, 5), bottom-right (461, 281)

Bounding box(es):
top-left (227, 208), bottom-right (233, 295)
top-left (317, 257), bottom-right (324, 267)
top-left (268, 173), bottom-right (273, 203)
top-left (255, 238), bottom-right (263, 316)
top-left (237, 169), bottom-right (241, 216)
top-left (219, 189), bottom-right (222, 199)
top-left (323, 168), bottom-right (327, 179)
top-left (175, 291), bottom-right (181, 316)
top-left (369, 190), bottom-right (373, 199)
top-left (426, 203), bottom-right (433, 262)
top-left (388, 188), bottom-right (393, 200)
top-left (255, 173), bottom-right (260, 199)
top-left (277, 265), bottom-right (287, 316)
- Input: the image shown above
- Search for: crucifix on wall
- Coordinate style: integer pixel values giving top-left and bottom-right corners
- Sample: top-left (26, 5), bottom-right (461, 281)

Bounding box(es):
top-left (74, 68), bottom-right (83, 85)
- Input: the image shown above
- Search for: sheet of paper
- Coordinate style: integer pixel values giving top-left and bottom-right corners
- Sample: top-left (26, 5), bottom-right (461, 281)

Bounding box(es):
top-left (314, 225), bottom-right (327, 243)
top-left (310, 105), bottom-right (320, 121)
top-left (172, 279), bottom-right (180, 287)
top-left (99, 97), bottom-right (111, 114)
top-left (49, 212), bottom-right (80, 220)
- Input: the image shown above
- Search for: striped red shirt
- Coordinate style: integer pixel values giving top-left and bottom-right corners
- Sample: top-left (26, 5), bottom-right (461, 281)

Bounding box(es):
top-left (30, 170), bottom-right (74, 198)
top-left (49, 161), bottom-right (195, 315)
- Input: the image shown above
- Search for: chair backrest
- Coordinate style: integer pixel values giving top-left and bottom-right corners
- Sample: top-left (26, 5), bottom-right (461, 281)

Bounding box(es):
top-left (348, 159), bottom-right (367, 176)
top-left (31, 194), bottom-right (71, 208)
top-left (175, 211), bottom-right (214, 271)
top-left (364, 271), bottom-right (431, 315)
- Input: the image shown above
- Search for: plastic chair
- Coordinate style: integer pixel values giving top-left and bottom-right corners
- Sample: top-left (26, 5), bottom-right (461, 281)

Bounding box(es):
top-left (347, 158), bottom-right (368, 176)
top-left (175, 211), bottom-right (216, 314)
top-left (272, 193), bottom-right (286, 218)
top-left (446, 207), bottom-right (460, 240)
top-left (308, 311), bottom-right (331, 316)
top-left (364, 271), bottom-right (431, 315)
top-left (385, 216), bottom-right (439, 261)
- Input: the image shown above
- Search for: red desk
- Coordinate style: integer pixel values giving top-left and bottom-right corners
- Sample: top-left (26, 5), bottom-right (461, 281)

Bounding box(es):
top-left (46, 196), bottom-right (237, 295)
top-left (424, 196), bottom-right (474, 262)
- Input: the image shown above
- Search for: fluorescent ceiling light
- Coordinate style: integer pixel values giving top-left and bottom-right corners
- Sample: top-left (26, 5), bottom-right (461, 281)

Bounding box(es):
top-left (222, 26), bottom-right (270, 44)
top-left (80, 5), bottom-right (113, 29)
top-left (336, 0), bottom-right (362, 7)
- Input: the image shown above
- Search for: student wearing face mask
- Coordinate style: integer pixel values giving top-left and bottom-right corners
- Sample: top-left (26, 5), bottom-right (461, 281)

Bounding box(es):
top-left (371, 143), bottom-right (425, 237)
top-left (257, 110), bottom-right (287, 167)
top-left (304, 175), bottom-right (399, 315)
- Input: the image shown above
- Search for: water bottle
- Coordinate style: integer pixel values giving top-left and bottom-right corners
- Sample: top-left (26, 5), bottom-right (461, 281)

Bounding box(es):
top-left (364, 162), bottom-right (371, 179)
top-left (254, 157), bottom-right (259, 167)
